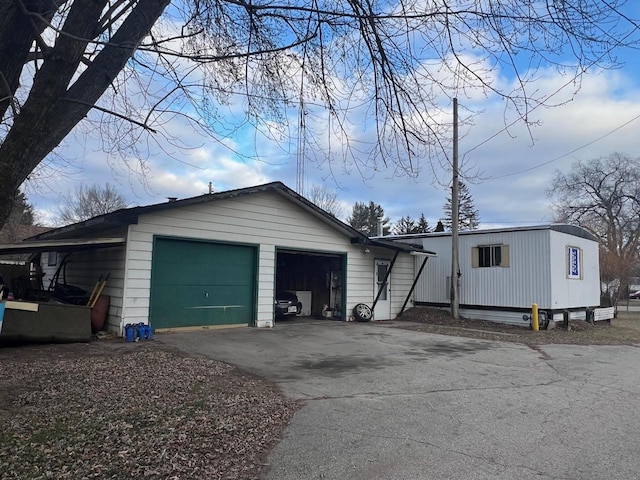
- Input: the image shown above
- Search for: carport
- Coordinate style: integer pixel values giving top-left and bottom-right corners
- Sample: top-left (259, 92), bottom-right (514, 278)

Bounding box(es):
top-left (0, 237), bottom-right (126, 342)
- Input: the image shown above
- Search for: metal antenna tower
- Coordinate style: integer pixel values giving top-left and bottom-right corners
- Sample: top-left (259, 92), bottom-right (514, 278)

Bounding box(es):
top-left (296, 98), bottom-right (306, 195)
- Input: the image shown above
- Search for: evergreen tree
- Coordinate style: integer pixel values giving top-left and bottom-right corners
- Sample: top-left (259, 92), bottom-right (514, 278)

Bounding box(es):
top-left (348, 201), bottom-right (391, 236)
top-left (392, 212), bottom-right (431, 234)
top-left (417, 213), bottom-right (431, 233)
top-left (1, 192), bottom-right (38, 242)
top-left (8, 192), bottom-right (34, 226)
top-left (434, 220), bottom-right (445, 232)
top-left (393, 216), bottom-right (419, 235)
top-left (442, 181), bottom-right (480, 231)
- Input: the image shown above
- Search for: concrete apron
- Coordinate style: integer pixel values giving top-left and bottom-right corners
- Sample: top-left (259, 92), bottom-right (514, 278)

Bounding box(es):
top-left (157, 320), bottom-right (640, 480)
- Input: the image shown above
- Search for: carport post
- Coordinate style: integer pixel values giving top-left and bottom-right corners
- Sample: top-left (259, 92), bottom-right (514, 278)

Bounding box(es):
top-left (398, 255), bottom-right (430, 316)
top-left (371, 251), bottom-right (399, 311)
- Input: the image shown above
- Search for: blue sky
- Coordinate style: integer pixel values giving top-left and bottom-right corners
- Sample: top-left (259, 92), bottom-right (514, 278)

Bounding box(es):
top-left (24, 3), bottom-right (640, 230)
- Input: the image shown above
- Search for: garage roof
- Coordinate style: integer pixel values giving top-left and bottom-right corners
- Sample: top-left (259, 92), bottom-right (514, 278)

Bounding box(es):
top-left (23, 182), bottom-right (434, 255)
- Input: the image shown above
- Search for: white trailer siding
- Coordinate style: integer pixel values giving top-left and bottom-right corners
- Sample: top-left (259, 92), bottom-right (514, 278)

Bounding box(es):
top-left (122, 190), bottom-right (414, 328)
top-left (397, 225), bottom-right (600, 321)
top-left (413, 238), bottom-right (449, 303)
top-left (463, 229), bottom-right (552, 308)
top-left (41, 252), bottom-right (60, 283)
top-left (548, 230), bottom-right (600, 309)
top-left (412, 229), bottom-right (553, 308)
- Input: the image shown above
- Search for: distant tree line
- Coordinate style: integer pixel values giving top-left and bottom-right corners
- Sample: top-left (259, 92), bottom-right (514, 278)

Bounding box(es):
top-left (346, 182), bottom-right (479, 236)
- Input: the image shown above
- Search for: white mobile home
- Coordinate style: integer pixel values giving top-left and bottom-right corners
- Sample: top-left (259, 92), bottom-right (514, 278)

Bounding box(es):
top-left (392, 225), bottom-right (605, 325)
top-left (1, 182), bottom-right (433, 335)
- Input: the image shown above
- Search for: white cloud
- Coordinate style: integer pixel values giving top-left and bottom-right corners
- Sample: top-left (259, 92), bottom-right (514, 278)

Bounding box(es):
top-left (23, 42), bottom-right (640, 232)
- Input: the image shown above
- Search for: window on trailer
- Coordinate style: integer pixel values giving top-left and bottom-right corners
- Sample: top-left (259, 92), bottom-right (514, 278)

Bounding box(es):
top-left (472, 245), bottom-right (510, 268)
top-left (480, 246), bottom-right (500, 267)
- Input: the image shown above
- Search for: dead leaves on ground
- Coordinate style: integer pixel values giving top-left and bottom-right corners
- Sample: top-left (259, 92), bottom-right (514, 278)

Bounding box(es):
top-left (0, 344), bottom-right (298, 479)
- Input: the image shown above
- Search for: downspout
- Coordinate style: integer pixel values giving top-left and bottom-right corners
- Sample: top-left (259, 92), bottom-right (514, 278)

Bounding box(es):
top-left (371, 250), bottom-right (399, 311)
top-left (398, 255), bottom-right (430, 316)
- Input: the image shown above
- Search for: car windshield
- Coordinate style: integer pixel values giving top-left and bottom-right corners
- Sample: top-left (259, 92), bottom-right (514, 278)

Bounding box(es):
top-left (276, 291), bottom-right (297, 301)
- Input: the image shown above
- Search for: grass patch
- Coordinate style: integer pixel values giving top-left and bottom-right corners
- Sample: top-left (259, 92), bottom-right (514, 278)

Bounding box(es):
top-left (396, 307), bottom-right (640, 345)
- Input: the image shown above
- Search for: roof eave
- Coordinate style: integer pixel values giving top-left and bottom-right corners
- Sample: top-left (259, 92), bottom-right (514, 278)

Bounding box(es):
top-left (351, 236), bottom-right (435, 255)
top-left (0, 237), bottom-right (127, 255)
top-left (31, 214), bottom-right (137, 240)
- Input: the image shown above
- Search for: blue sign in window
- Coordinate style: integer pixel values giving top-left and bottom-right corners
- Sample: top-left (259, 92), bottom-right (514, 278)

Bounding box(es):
top-left (568, 247), bottom-right (581, 279)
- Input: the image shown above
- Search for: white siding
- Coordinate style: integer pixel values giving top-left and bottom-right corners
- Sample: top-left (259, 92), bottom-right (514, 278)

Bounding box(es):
top-left (462, 229), bottom-right (552, 308)
top-left (548, 230), bottom-right (600, 308)
top-left (412, 231), bottom-right (552, 308)
top-left (42, 245), bottom-right (127, 332)
top-left (35, 227), bottom-right (128, 333)
top-left (41, 251), bottom-right (60, 287)
top-left (257, 244), bottom-right (276, 324)
top-left (122, 191), bottom-right (415, 328)
top-left (406, 227), bottom-right (600, 311)
top-left (345, 249), bottom-right (414, 321)
top-left (346, 251), bottom-right (372, 317)
top-left (120, 228), bottom-right (153, 328)
top-left (412, 238), bottom-right (450, 303)
top-left (389, 254), bottom-right (415, 316)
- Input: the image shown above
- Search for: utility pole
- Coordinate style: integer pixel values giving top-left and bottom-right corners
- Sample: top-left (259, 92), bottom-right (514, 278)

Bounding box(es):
top-left (451, 98), bottom-right (460, 319)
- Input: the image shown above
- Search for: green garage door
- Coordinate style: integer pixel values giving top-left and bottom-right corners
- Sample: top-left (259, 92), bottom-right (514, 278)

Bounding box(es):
top-left (149, 238), bottom-right (257, 329)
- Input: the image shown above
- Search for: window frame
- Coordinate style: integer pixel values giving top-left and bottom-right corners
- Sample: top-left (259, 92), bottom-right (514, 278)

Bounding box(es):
top-left (472, 244), bottom-right (510, 268)
top-left (47, 251), bottom-right (58, 267)
top-left (566, 246), bottom-right (583, 280)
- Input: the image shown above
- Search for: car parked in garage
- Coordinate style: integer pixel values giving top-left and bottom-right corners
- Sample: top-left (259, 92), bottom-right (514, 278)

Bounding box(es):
top-left (275, 291), bottom-right (302, 318)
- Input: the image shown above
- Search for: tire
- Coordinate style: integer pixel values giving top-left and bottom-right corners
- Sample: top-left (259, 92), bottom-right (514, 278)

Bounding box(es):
top-left (353, 303), bottom-right (372, 322)
top-left (540, 312), bottom-right (550, 330)
top-left (531, 312), bottom-right (550, 330)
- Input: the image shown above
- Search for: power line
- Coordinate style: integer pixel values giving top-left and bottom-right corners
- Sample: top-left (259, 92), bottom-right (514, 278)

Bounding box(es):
top-left (483, 111), bottom-right (640, 180)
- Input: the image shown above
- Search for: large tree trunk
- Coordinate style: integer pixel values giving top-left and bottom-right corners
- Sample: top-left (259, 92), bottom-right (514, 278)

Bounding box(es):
top-left (0, 0), bottom-right (171, 228)
top-left (0, 0), bottom-right (63, 122)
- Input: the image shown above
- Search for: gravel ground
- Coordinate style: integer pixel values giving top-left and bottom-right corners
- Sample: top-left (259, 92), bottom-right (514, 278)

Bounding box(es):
top-left (395, 306), bottom-right (640, 345)
top-left (0, 340), bottom-right (299, 480)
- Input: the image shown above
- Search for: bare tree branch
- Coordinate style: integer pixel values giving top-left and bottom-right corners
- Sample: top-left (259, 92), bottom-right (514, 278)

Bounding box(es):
top-left (549, 153), bottom-right (640, 303)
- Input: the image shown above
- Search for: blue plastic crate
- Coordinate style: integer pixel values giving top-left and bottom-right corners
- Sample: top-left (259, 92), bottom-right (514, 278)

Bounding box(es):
top-left (0, 302), bottom-right (5, 333)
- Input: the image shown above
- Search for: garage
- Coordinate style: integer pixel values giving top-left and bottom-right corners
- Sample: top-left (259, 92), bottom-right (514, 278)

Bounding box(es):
top-left (149, 237), bottom-right (257, 329)
top-left (15, 182), bottom-right (432, 334)
top-left (275, 249), bottom-right (345, 320)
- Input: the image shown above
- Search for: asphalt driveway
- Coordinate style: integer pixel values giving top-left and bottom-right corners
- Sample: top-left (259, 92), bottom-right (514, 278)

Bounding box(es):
top-left (157, 319), bottom-right (640, 479)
